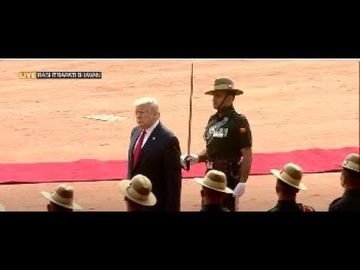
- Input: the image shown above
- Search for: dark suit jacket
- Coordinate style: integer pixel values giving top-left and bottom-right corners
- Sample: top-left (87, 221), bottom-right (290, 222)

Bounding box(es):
top-left (128, 122), bottom-right (182, 211)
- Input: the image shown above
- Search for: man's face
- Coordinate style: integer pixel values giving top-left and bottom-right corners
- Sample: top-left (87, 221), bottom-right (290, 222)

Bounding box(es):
top-left (47, 203), bottom-right (53, 212)
top-left (275, 180), bottom-right (280, 194)
top-left (340, 171), bottom-right (345, 187)
top-left (212, 91), bottom-right (233, 110)
top-left (135, 104), bottom-right (158, 129)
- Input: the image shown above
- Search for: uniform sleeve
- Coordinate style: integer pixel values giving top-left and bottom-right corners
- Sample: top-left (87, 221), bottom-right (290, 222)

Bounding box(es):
top-left (238, 115), bottom-right (252, 148)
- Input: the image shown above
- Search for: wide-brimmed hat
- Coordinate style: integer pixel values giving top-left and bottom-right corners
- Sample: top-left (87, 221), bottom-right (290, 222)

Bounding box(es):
top-left (194, 169), bottom-right (233, 194)
top-left (0, 203), bottom-right (5, 211)
top-left (205, 78), bottom-right (243, 96)
top-left (270, 163), bottom-right (307, 190)
top-left (336, 153), bottom-right (360, 173)
top-left (41, 184), bottom-right (82, 210)
top-left (119, 174), bottom-right (157, 206)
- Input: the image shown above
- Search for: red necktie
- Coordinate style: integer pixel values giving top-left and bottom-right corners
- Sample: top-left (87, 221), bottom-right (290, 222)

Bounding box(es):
top-left (132, 129), bottom-right (146, 167)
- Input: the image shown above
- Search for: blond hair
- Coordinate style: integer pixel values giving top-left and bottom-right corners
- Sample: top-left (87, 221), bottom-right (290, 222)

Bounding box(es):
top-left (134, 97), bottom-right (160, 114)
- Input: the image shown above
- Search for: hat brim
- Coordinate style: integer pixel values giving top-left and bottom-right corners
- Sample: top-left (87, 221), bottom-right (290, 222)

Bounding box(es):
top-left (270, 169), bottom-right (307, 190)
top-left (194, 178), bottom-right (233, 194)
top-left (118, 180), bottom-right (157, 206)
top-left (40, 191), bottom-right (82, 210)
top-left (333, 163), bottom-right (360, 173)
top-left (205, 89), bottom-right (243, 95)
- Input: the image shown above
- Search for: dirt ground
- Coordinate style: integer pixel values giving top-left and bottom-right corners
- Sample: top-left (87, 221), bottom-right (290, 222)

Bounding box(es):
top-left (0, 60), bottom-right (358, 211)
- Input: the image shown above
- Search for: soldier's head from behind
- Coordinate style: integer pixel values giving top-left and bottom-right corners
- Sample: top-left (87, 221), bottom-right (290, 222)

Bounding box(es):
top-left (337, 153), bottom-right (360, 190)
top-left (205, 78), bottom-right (243, 111)
top-left (134, 97), bottom-right (160, 130)
top-left (41, 184), bottom-right (82, 212)
top-left (270, 163), bottom-right (307, 200)
top-left (119, 174), bottom-right (157, 211)
top-left (194, 170), bottom-right (233, 207)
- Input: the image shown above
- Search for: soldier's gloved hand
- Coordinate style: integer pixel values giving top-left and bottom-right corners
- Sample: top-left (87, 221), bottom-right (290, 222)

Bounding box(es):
top-left (180, 154), bottom-right (199, 170)
top-left (182, 154), bottom-right (199, 164)
top-left (233, 182), bottom-right (246, 198)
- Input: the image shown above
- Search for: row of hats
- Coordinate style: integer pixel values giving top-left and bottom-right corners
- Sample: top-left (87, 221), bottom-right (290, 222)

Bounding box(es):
top-left (1, 153), bottom-right (358, 211)
top-left (102, 152), bottom-right (360, 206)
top-left (189, 152), bottom-right (360, 195)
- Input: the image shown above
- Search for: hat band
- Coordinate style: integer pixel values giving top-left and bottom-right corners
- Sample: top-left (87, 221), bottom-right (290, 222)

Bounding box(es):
top-left (214, 83), bottom-right (233, 90)
top-left (204, 178), bottom-right (226, 190)
top-left (343, 160), bottom-right (360, 172)
top-left (279, 171), bottom-right (301, 186)
top-left (50, 192), bottom-right (73, 206)
top-left (127, 186), bottom-right (149, 201)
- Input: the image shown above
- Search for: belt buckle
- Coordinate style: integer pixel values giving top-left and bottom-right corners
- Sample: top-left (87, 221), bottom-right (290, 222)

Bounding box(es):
top-left (206, 161), bottom-right (213, 169)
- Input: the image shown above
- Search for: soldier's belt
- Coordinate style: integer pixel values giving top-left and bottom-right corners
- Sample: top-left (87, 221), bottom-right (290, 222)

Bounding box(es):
top-left (206, 160), bottom-right (240, 172)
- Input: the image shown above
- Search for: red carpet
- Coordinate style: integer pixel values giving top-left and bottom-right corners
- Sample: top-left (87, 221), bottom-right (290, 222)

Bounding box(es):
top-left (0, 147), bottom-right (358, 184)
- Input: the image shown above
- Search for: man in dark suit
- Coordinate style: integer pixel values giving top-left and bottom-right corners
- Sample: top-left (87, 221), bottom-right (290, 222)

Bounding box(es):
top-left (128, 97), bottom-right (182, 211)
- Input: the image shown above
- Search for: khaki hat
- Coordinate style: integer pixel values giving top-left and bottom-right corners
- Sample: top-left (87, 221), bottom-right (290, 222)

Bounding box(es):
top-left (336, 153), bottom-right (360, 173)
top-left (271, 163), bottom-right (307, 190)
top-left (194, 169), bottom-right (233, 194)
top-left (119, 174), bottom-right (157, 206)
top-left (41, 184), bottom-right (82, 210)
top-left (205, 78), bottom-right (243, 96)
top-left (0, 204), bottom-right (5, 211)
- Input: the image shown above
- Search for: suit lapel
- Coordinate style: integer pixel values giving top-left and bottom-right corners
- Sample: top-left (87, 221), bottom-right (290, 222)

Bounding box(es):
top-left (134, 122), bottom-right (162, 168)
top-left (130, 128), bottom-right (142, 171)
top-left (131, 128), bottom-right (142, 153)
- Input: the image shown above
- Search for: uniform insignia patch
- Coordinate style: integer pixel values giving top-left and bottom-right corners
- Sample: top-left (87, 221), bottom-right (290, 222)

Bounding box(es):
top-left (240, 127), bottom-right (246, 133)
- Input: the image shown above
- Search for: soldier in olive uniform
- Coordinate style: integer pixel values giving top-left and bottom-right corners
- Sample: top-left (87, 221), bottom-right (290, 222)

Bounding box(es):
top-left (329, 153), bottom-right (360, 212)
top-left (182, 78), bottom-right (253, 211)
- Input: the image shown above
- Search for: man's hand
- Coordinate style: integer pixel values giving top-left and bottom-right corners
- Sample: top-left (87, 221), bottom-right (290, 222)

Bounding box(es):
top-left (180, 154), bottom-right (199, 170)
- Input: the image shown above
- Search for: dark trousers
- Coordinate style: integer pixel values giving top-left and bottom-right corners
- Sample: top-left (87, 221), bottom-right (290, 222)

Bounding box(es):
top-left (223, 173), bottom-right (237, 212)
